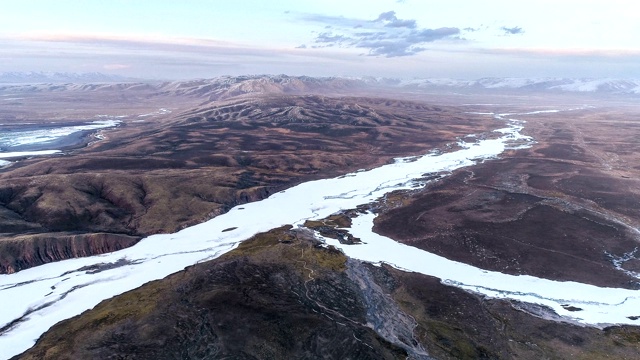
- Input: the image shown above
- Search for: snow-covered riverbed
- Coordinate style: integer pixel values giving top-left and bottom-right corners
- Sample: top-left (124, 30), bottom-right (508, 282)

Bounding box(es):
top-left (0, 120), bottom-right (120, 149)
top-left (1, 109), bottom-right (637, 358)
top-left (0, 120), bottom-right (121, 167)
top-left (322, 212), bottom-right (640, 326)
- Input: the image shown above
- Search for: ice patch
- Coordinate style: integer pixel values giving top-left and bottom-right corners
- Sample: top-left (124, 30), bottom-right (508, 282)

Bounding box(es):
top-left (0, 150), bottom-right (61, 158)
top-left (138, 108), bottom-right (172, 117)
top-left (0, 120), bottom-right (120, 149)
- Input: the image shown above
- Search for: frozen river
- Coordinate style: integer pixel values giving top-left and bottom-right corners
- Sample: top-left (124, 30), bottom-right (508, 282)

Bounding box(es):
top-left (0, 120), bottom-right (120, 166)
top-left (1, 109), bottom-right (638, 358)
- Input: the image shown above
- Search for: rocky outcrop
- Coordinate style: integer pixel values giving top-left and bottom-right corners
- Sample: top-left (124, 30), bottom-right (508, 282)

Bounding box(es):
top-left (0, 233), bottom-right (140, 274)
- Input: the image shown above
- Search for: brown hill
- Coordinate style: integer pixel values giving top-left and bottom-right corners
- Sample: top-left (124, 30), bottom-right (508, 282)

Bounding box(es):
top-left (0, 91), bottom-right (498, 273)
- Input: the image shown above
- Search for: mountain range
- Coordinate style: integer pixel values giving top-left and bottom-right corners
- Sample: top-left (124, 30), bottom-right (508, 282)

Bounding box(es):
top-left (0, 71), bottom-right (133, 84)
top-left (2, 72), bottom-right (640, 96)
top-left (387, 77), bottom-right (640, 95)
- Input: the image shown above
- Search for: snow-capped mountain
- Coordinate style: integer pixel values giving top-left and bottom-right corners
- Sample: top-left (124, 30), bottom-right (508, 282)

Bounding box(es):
top-left (155, 74), bottom-right (364, 100)
top-left (1, 73), bottom-right (638, 97)
top-left (390, 77), bottom-right (640, 95)
top-left (153, 75), bottom-right (640, 99)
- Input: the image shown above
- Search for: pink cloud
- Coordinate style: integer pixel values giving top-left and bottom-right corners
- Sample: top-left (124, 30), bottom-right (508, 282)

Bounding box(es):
top-left (103, 64), bottom-right (131, 70)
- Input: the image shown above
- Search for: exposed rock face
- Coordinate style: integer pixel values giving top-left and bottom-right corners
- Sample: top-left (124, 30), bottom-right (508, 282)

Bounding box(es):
top-left (15, 227), bottom-right (640, 359)
top-left (0, 233), bottom-right (140, 274)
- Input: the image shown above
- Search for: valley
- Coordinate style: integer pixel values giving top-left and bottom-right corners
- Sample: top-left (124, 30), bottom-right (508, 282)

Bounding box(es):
top-left (0, 79), bottom-right (499, 274)
top-left (1, 75), bottom-right (640, 359)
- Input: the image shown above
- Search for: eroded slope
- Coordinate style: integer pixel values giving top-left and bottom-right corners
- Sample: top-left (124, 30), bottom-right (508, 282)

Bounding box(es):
top-left (374, 106), bottom-right (640, 289)
top-left (0, 94), bottom-right (498, 273)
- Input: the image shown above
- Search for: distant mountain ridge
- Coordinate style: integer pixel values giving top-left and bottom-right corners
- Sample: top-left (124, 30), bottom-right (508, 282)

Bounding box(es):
top-left (0, 71), bottom-right (134, 84)
top-left (157, 75), bottom-right (640, 98)
top-left (155, 74), bottom-right (363, 100)
top-left (379, 77), bottom-right (640, 95)
top-left (1, 73), bottom-right (639, 97)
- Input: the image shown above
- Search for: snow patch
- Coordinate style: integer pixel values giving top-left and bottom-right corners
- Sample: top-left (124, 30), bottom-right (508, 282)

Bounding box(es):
top-left (0, 150), bottom-right (61, 158)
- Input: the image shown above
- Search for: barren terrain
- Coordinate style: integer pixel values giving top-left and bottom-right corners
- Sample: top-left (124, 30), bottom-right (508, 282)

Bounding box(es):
top-left (3, 76), bottom-right (640, 358)
top-left (375, 105), bottom-right (640, 289)
top-left (0, 80), bottom-right (499, 273)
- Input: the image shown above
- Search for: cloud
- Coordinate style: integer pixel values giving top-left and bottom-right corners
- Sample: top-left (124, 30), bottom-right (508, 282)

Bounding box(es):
top-left (299, 14), bottom-right (365, 28)
top-left (315, 32), bottom-right (349, 44)
top-left (298, 11), bottom-right (460, 57)
top-left (410, 28), bottom-right (460, 42)
top-left (103, 64), bottom-right (130, 70)
top-left (477, 46), bottom-right (640, 58)
top-left (501, 26), bottom-right (524, 35)
top-left (3, 34), bottom-right (639, 80)
top-left (375, 11), bottom-right (417, 29)
top-left (1, 34), bottom-right (388, 79)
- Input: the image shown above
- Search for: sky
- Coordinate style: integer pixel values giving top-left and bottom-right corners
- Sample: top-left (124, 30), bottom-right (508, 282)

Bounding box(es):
top-left (0, 0), bottom-right (639, 80)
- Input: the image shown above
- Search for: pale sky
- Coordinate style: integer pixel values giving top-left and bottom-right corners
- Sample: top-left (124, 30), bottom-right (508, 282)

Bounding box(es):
top-left (1, 0), bottom-right (638, 79)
